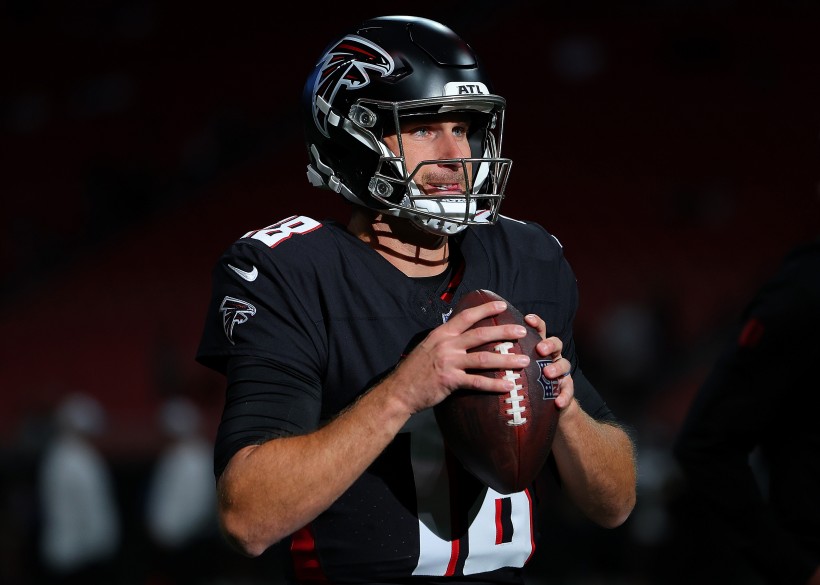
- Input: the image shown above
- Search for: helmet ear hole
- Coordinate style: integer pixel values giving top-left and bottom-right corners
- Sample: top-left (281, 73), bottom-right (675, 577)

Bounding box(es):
top-left (349, 105), bottom-right (379, 129)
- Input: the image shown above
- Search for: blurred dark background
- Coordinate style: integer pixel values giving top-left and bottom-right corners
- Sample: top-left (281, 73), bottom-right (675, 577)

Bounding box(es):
top-left (2, 1), bottom-right (819, 584)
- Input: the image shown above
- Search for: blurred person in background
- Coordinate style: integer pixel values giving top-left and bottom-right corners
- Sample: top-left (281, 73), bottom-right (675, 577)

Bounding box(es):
top-left (37, 392), bottom-right (121, 585)
top-left (674, 235), bottom-right (820, 585)
top-left (144, 396), bottom-right (218, 585)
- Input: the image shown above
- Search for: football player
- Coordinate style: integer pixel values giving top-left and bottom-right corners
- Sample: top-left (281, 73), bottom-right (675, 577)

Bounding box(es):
top-left (197, 15), bottom-right (636, 584)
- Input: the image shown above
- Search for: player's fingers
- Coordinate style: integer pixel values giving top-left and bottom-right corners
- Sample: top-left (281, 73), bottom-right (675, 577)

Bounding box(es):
top-left (457, 323), bottom-right (528, 351)
top-left (525, 318), bottom-right (568, 378)
top-left (536, 335), bottom-right (564, 359)
top-left (524, 313), bottom-right (547, 339)
top-left (541, 356), bottom-right (570, 380)
top-left (462, 348), bottom-right (530, 372)
top-left (445, 300), bottom-right (508, 333)
top-left (520, 315), bottom-right (570, 377)
top-left (458, 371), bottom-right (519, 394)
top-left (553, 375), bottom-right (575, 410)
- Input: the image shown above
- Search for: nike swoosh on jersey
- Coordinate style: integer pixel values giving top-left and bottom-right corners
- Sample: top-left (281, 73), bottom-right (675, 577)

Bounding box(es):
top-left (228, 264), bottom-right (258, 282)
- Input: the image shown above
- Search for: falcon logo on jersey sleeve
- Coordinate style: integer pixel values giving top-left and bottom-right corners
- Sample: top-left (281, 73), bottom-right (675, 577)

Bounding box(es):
top-left (312, 35), bottom-right (394, 137)
top-left (220, 296), bottom-right (256, 345)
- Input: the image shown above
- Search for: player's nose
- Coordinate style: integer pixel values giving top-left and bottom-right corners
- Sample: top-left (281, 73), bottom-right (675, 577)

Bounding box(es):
top-left (436, 133), bottom-right (469, 167)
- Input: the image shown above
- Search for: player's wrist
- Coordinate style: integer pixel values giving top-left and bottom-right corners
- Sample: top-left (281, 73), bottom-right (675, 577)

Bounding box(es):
top-left (556, 396), bottom-right (583, 423)
top-left (366, 372), bottom-right (418, 425)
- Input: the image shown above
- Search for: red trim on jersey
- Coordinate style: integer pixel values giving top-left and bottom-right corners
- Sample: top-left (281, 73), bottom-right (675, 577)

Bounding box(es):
top-left (494, 498), bottom-right (503, 545)
top-left (525, 488), bottom-right (536, 564)
top-left (440, 258), bottom-right (465, 303)
top-left (445, 539), bottom-right (460, 576)
top-left (443, 445), bottom-right (468, 576)
top-left (291, 525), bottom-right (329, 583)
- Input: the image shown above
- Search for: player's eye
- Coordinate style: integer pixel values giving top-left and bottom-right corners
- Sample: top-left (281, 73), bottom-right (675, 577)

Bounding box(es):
top-left (408, 126), bottom-right (432, 138)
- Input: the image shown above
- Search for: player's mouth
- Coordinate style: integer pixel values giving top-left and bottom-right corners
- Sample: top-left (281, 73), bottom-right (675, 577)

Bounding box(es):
top-left (427, 183), bottom-right (466, 194)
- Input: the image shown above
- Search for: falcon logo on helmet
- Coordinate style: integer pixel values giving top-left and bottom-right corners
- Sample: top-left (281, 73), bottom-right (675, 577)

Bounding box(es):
top-left (312, 35), bottom-right (394, 138)
top-left (219, 296), bottom-right (256, 345)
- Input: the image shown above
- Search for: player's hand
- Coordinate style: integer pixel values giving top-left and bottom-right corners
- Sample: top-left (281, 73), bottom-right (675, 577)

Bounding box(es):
top-left (524, 313), bottom-right (575, 411)
top-left (389, 300), bottom-right (531, 414)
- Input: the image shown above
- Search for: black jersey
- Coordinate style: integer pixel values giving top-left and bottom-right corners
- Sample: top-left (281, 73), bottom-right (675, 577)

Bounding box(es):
top-left (196, 214), bottom-right (617, 584)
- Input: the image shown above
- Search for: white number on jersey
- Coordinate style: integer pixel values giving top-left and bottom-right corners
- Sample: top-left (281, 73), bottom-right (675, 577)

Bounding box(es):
top-left (244, 215), bottom-right (322, 248)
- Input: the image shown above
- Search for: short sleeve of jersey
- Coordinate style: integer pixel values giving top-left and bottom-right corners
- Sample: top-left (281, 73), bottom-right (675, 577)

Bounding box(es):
top-left (196, 227), bottom-right (327, 378)
top-left (197, 218), bottom-right (334, 474)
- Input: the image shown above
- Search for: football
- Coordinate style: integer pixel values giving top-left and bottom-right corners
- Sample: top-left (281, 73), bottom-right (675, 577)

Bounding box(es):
top-left (434, 289), bottom-right (559, 494)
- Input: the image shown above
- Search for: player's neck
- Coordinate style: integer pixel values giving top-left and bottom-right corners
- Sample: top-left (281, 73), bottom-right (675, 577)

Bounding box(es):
top-left (348, 210), bottom-right (450, 277)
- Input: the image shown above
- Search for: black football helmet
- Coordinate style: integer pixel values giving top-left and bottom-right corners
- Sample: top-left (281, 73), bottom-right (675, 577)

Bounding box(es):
top-left (302, 15), bottom-right (512, 236)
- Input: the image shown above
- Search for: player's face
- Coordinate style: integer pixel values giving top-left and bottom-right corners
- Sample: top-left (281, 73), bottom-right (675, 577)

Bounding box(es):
top-left (383, 114), bottom-right (473, 196)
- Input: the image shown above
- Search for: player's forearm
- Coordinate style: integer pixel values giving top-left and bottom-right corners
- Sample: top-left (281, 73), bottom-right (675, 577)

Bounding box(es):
top-left (217, 379), bottom-right (414, 557)
top-left (551, 398), bottom-right (636, 528)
